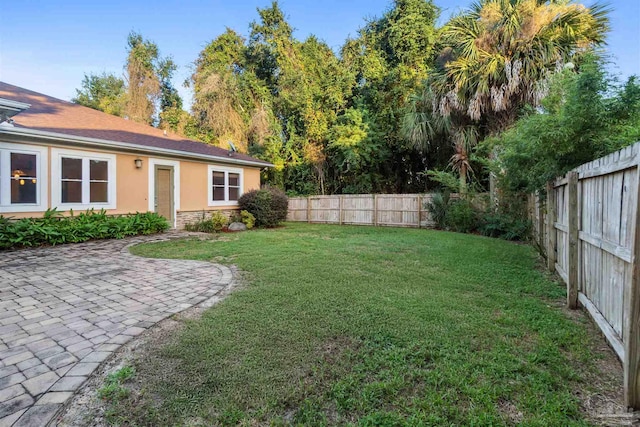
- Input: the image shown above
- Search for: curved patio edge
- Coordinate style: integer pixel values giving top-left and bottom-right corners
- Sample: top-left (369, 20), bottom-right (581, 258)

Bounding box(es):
top-left (0, 232), bottom-right (236, 427)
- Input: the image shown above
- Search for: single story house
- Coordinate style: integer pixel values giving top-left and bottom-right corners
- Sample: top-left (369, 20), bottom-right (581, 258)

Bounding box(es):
top-left (0, 82), bottom-right (272, 228)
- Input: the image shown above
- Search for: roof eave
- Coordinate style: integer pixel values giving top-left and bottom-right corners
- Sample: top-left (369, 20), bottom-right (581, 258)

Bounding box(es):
top-left (0, 98), bottom-right (31, 123)
top-left (0, 127), bottom-right (274, 168)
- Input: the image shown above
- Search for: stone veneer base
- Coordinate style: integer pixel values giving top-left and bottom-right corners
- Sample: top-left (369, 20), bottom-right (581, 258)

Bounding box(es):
top-left (175, 209), bottom-right (240, 229)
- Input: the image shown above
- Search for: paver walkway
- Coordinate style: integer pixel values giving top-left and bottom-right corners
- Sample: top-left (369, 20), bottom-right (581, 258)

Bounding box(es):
top-left (0, 233), bottom-right (234, 426)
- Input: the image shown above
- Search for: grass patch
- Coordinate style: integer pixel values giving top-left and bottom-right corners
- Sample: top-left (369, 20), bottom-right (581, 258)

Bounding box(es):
top-left (120, 223), bottom-right (614, 426)
top-left (98, 366), bottom-right (136, 424)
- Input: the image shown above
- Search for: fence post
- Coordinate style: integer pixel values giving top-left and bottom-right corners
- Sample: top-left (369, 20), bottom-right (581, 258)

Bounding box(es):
top-left (339, 195), bottom-right (344, 225)
top-left (417, 194), bottom-right (422, 229)
top-left (567, 171), bottom-right (579, 309)
top-left (307, 196), bottom-right (311, 224)
top-left (528, 194), bottom-right (534, 232)
top-left (546, 181), bottom-right (557, 272)
top-left (623, 161), bottom-right (640, 409)
top-left (373, 194), bottom-right (378, 226)
top-left (538, 192), bottom-right (545, 250)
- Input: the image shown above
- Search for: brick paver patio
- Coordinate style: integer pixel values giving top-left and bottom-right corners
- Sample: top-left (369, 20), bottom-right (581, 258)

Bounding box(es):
top-left (0, 234), bottom-right (234, 426)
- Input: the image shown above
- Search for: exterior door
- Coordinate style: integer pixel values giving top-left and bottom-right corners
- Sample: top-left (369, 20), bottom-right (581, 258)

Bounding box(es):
top-left (154, 166), bottom-right (174, 226)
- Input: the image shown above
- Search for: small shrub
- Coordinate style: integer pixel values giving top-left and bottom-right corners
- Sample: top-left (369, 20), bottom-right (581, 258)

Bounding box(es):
top-left (479, 212), bottom-right (531, 241)
top-left (211, 211), bottom-right (229, 232)
top-left (185, 220), bottom-right (213, 233)
top-left (444, 199), bottom-right (479, 233)
top-left (238, 187), bottom-right (288, 228)
top-left (0, 209), bottom-right (168, 250)
top-left (241, 210), bottom-right (255, 229)
top-left (184, 211), bottom-right (228, 233)
top-left (425, 192), bottom-right (451, 229)
top-left (426, 193), bottom-right (480, 233)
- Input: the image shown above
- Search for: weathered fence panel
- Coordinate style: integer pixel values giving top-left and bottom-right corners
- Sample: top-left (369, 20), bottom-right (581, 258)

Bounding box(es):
top-left (287, 194), bottom-right (440, 228)
top-left (533, 142), bottom-right (640, 409)
top-left (343, 195), bottom-right (375, 225)
top-left (288, 197), bottom-right (309, 222)
top-left (308, 196), bottom-right (341, 224)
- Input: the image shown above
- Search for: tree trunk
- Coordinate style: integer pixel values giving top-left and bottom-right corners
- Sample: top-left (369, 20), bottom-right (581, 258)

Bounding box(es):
top-left (488, 148), bottom-right (499, 211)
top-left (460, 166), bottom-right (467, 195)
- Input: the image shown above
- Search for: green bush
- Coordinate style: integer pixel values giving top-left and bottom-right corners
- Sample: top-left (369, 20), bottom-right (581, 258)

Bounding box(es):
top-left (427, 192), bottom-right (529, 240)
top-left (241, 210), bottom-right (255, 229)
top-left (211, 211), bottom-right (229, 232)
top-left (479, 212), bottom-right (531, 241)
top-left (0, 209), bottom-right (168, 250)
top-left (238, 187), bottom-right (288, 228)
top-left (184, 211), bottom-right (228, 233)
top-left (426, 193), bottom-right (479, 233)
top-left (425, 192), bottom-right (451, 229)
top-left (444, 199), bottom-right (478, 233)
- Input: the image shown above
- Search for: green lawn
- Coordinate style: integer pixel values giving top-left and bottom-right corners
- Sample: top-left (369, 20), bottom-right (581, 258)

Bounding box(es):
top-left (119, 223), bottom-right (613, 426)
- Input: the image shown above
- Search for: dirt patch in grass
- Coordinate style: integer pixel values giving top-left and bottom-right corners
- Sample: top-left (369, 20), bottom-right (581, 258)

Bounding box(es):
top-left (575, 311), bottom-right (630, 425)
top-left (497, 397), bottom-right (524, 425)
top-left (321, 336), bottom-right (360, 363)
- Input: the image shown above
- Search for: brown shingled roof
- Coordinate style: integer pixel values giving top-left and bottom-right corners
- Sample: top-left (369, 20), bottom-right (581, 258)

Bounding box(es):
top-left (0, 82), bottom-right (271, 167)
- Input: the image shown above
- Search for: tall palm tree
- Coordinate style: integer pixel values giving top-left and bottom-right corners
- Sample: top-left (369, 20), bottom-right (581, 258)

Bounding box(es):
top-left (403, 89), bottom-right (477, 193)
top-left (434, 0), bottom-right (609, 134)
top-left (405, 0), bottom-right (609, 193)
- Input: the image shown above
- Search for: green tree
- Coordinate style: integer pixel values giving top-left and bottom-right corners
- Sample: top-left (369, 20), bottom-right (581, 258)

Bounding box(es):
top-left (190, 2), bottom-right (356, 194)
top-left (74, 33), bottom-right (183, 129)
top-left (403, 88), bottom-right (476, 192)
top-left (405, 0), bottom-right (609, 192)
top-left (431, 0), bottom-right (608, 133)
top-left (125, 31), bottom-right (180, 125)
top-left (190, 28), bottom-right (257, 148)
top-left (341, 0), bottom-right (440, 193)
top-left (72, 72), bottom-right (127, 116)
top-left (247, 3), bottom-right (356, 193)
top-left (327, 108), bottom-right (387, 193)
top-left (494, 56), bottom-right (640, 192)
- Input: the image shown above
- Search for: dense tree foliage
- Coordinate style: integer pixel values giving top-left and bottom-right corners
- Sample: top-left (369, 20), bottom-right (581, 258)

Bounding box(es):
top-left (74, 0), bottom-right (627, 202)
top-left (341, 0), bottom-right (442, 193)
top-left (431, 0), bottom-right (608, 133)
top-left (73, 73), bottom-right (127, 117)
top-left (189, 4), bottom-right (357, 193)
top-left (125, 32), bottom-right (179, 125)
top-left (492, 57), bottom-right (640, 193)
top-left (74, 32), bottom-right (179, 126)
top-left (404, 0), bottom-right (609, 192)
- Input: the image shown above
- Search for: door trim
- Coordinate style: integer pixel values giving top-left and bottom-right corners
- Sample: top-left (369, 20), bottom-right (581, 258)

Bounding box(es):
top-left (148, 158), bottom-right (180, 228)
top-left (154, 166), bottom-right (174, 226)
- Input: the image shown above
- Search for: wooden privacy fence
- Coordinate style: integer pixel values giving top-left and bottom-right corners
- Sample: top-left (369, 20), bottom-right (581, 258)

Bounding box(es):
top-left (288, 194), bottom-right (447, 228)
top-left (531, 142), bottom-right (640, 409)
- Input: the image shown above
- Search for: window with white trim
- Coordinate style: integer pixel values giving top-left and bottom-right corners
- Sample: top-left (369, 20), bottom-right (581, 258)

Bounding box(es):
top-left (51, 148), bottom-right (116, 210)
top-left (208, 165), bottom-right (243, 206)
top-left (0, 142), bottom-right (48, 213)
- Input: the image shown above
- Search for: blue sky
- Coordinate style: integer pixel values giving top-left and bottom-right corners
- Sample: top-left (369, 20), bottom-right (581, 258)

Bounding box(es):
top-left (1, 0), bottom-right (638, 107)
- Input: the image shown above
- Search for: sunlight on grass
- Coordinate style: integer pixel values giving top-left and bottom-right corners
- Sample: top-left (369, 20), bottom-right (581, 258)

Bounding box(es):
top-left (121, 223), bottom-right (607, 426)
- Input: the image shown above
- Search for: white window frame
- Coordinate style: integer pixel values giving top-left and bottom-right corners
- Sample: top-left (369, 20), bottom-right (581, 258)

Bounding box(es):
top-left (148, 158), bottom-right (180, 228)
top-left (51, 148), bottom-right (117, 211)
top-left (0, 142), bottom-right (48, 213)
top-left (208, 165), bottom-right (243, 206)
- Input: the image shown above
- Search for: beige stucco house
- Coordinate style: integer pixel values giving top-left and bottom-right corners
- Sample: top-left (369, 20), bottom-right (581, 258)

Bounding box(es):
top-left (0, 82), bottom-right (271, 228)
